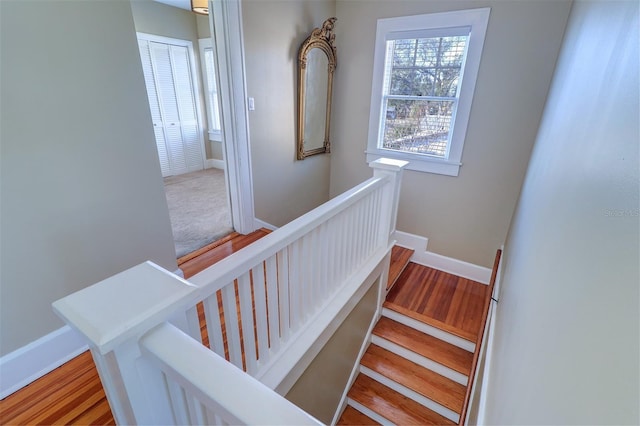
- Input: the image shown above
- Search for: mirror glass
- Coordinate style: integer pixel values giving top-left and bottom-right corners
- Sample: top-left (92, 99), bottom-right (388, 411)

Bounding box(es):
top-left (303, 49), bottom-right (329, 153)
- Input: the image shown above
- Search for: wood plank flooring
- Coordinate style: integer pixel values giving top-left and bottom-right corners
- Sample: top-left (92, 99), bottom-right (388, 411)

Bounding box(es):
top-left (0, 229), bottom-right (269, 425)
top-left (385, 263), bottom-right (489, 342)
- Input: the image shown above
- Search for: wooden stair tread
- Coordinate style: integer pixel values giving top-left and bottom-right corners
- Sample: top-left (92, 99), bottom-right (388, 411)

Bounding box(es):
top-left (383, 301), bottom-right (477, 343)
top-left (337, 405), bottom-right (379, 425)
top-left (361, 344), bottom-right (466, 413)
top-left (387, 246), bottom-right (414, 290)
top-left (373, 317), bottom-right (473, 376)
top-left (348, 374), bottom-right (455, 425)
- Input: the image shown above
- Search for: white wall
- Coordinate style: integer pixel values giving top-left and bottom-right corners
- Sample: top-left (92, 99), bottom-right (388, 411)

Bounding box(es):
top-left (331, 0), bottom-right (571, 267)
top-left (242, 0), bottom-right (335, 227)
top-left (0, 0), bottom-right (177, 356)
top-left (483, 0), bottom-right (639, 423)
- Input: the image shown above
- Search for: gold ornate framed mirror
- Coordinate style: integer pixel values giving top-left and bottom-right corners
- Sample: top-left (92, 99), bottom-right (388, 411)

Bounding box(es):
top-left (297, 18), bottom-right (337, 160)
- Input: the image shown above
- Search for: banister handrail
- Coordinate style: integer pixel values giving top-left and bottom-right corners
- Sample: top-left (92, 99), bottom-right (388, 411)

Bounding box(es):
top-left (52, 158), bottom-right (408, 425)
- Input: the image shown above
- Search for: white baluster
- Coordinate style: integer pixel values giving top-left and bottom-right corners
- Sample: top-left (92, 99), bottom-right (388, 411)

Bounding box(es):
top-left (277, 248), bottom-right (291, 342)
top-left (221, 282), bottom-right (243, 369)
top-left (203, 292), bottom-right (225, 358)
top-left (238, 272), bottom-right (257, 374)
top-left (251, 262), bottom-right (269, 366)
top-left (265, 255), bottom-right (280, 353)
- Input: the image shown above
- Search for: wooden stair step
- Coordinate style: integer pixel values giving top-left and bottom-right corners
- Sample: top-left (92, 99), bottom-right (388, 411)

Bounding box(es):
top-left (383, 301), bottom-right (477, 343)
top-left (361, 344), bottom-right (466, 414)
top-left (337, 405), bottom-right (380, 425)
top-left (372, 317), bottom-right (473, 376)
top-left (348, 374), bottom-right (455, 425)
top-left (387, 246), bottom-right (414, 290)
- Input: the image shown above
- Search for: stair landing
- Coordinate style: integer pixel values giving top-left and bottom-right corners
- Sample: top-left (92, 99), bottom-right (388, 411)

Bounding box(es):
top-left (384, 263), bottom-right (489, 343)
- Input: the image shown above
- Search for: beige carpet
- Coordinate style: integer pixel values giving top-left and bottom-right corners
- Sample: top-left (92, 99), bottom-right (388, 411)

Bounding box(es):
top-left (164, 168), bottom-right (233, 258)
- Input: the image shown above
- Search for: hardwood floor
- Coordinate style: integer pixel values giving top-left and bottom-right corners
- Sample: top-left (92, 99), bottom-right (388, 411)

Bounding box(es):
top-left (0, 229), bottom-right (270, 425)
top-left (385, 263), bottom-right (489, 342)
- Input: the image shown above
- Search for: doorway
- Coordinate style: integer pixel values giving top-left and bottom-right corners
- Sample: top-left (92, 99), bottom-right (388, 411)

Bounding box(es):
top-left (136, 27), bottom-right (233, 258)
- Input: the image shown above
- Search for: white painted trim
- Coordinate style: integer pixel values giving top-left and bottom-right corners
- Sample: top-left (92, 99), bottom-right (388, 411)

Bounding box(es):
top-left (347, 399), bottom-right (393, 426)
top-left (172, 268), bottom-right (185, 279)
top-left (371, 335), bottom-right (468, 386)
top-left (204, 158), bottom-right (225, 170)
top-left (210, 0), bottom-right (256, 234)
top-left (393, 230), bottom-right (428, 252)
top-left (360, 366), bottom-right (459, 423)
top-left (0, 326), bottom-right (89, 399)
top-left (254, 218), bottom-right (278, 231)
top-left (382, 307), bottom-right (475, 352)
top-left (366, 8), bottom-right (491, 177)
top-left (392, 230), bottom-right (491, 284)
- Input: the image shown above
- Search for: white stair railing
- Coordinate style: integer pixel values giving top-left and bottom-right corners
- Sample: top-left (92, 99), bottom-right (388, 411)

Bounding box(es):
top-left (53, 158), bottom-right (407, 425)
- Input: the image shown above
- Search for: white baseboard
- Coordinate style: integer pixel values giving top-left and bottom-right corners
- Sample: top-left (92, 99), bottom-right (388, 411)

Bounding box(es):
top-left (393, 230), bottom-right (429, 252)
top-left (204, 159), bottom-right (225, 170)
top-left (173, 268), bottom-right (185, 279)
top-left (0, 325), bottom-right (88, 399)
top-left (254, 218), bottom-right (278, 231)
top-left (392, 230), bottom-right (491, 284)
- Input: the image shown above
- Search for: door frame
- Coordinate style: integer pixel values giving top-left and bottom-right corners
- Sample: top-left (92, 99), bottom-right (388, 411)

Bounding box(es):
top-left (208, 0), bottom-right (257, 235)
top-left (137, 32), bottom-right (207, 175)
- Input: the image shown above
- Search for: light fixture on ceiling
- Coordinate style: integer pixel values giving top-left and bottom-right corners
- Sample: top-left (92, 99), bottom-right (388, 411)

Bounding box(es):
top-left (191, 0), bottom-right (208, 15)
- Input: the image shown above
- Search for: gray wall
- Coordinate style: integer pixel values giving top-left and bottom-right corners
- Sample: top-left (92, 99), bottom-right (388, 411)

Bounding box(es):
top-left (0, 0), bottom-right (177, 356)
top-left (286, 283), bottom-right (378, 423)
top-left (130, 0), bottom-right (222, 161)
top-left (331, 0), bottom-right (572, 267)
top-left (242, 0), bottom-right (335, 227)
top-left (483, 0), bottom-right (639, 423)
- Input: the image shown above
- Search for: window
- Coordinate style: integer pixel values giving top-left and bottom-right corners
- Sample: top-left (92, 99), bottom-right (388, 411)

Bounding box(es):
top-left (366, 8), bottom-right (490, 176)
top-left (198, 38), bottom-right (222, 142)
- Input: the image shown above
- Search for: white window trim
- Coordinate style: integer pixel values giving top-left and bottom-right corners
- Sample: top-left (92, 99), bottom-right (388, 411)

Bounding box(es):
top-left (366, 8), bottom-right (490, 177)
top-left (198, 38), bottom-right (223, 143)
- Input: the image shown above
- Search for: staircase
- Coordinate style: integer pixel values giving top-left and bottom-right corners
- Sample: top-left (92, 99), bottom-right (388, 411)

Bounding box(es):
top-left (337, 246), bottom-right (493, 425)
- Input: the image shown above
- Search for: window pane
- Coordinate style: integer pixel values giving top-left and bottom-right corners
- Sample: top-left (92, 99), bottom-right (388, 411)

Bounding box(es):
top-left (382, 99), bottom-right (454, 157)
top-left (387, 35), bottom-right (467, 97)
top-left (204, 48), bottom-right (221, 132)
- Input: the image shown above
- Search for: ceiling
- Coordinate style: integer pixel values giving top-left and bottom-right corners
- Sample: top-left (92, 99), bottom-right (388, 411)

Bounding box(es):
top-left (153, 0), bottom-right (191, 11)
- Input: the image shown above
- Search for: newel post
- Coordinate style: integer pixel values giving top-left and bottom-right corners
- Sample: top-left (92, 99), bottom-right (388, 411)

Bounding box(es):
top-left (52, 262), bottom-right (199, 425)
top-left (369, 158), bottom-right (408, 246)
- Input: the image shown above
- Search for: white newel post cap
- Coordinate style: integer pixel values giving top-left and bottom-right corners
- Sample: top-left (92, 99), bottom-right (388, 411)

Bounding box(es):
top-left (369, 158), bottom-right (409, 172)
top-left (52, 262), bottom-right (198, 354)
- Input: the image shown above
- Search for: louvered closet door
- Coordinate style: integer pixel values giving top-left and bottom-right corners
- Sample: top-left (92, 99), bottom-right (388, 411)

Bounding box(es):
top-left (170, 45), bottom-right (202, 171)
top-left (138, 39), bottom-right (171, 177)
top-left (139, 38), bottom-right (204, 177)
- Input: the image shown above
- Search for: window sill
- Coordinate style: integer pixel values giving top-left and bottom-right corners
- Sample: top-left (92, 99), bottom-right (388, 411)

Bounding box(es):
top-left (208, 130), bottom-right (222, 142)
top-left (365, 150), bottom-right (461, 176)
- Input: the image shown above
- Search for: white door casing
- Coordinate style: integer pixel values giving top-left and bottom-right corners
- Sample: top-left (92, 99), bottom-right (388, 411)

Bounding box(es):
top-left (208, 0), bottom-right (257, 234)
